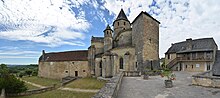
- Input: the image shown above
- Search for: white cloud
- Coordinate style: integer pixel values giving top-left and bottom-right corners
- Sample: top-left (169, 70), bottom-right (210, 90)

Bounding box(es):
top-left (0, 0), bottom-right (90, 47)
top-left (102, 0), bottom-right (220, 57)
top-left (0, 50), bottom-right (39, 55)
top-left (0, 50), bottom-right (40, 59)
top-left (103, 0), bottom-right (152, 21)
top-left (0, 56), bottom-right (36, 59)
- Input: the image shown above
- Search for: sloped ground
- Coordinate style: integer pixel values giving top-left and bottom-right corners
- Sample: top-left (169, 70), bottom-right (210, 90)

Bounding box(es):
top-left (117, 72), bottom-right (220, 98)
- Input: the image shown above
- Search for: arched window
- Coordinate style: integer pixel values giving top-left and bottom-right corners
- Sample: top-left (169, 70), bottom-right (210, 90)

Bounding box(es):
top-left (119, 58), bottom-right (123, 69)
top-left (118, 22), bottom-right (119, 26)
top-left (124, 22), bottom-right (126, 25)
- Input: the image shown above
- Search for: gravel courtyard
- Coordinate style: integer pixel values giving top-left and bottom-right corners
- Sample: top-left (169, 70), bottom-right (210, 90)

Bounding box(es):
top-left (117, 72), bottom-right (220, 98)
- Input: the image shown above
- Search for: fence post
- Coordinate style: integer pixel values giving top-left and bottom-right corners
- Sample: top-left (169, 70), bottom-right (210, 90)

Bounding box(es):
top-left (0, 88), bottom-right (5, 98)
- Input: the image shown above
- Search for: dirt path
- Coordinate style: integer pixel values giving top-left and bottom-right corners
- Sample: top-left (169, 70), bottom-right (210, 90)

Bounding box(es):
top-left (21, 79), bottom-right (46, 88)
top-left (58, 87), bottom-right (99, 93)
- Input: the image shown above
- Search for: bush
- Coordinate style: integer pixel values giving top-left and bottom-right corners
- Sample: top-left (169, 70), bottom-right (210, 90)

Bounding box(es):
top-left (0, 64), bottom-right (27, 94)
top-left (160, 68), bottom-right (176, 80)
top-left (25, 70), bottom-right (33, 76)
top-left (0, 75), bottom-right (27, 94)
top-left (32, 71), bottom-right (38, 76)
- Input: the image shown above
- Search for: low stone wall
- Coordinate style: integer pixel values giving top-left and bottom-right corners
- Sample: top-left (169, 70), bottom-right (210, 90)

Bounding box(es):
top-left (61, 76), bottom-right (78, 86)
top-left (7, 85), bottom-right (56, 97)
top-left (124, 71), bottom-right (140, 77)
top-left (92, 72), bottom-right (124, 98)
top-left (192, 71), bottom-right (220, 88)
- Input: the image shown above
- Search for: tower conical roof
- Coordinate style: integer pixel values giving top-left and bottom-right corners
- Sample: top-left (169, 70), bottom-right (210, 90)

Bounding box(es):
top-left (106, 24), bottom-right (111, 30)
top-left (116, 9), bottom-right (128, 21)
top-left (104, 24), bottom-right (113, 32)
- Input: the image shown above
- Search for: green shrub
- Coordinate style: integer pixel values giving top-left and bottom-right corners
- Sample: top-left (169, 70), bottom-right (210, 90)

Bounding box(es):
top-left (0, 64), bottom-right (27, 94)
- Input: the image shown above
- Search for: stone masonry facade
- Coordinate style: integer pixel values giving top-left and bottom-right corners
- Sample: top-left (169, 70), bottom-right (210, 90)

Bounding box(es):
top-left (38, 9), bottom-right (160, 79)
top-left (165, 38), bottom-right (218, 72)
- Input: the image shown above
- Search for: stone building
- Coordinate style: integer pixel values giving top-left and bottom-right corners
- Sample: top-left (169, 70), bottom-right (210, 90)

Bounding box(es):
top-left (39, 9), bottom-right (160, 79)
top-left (165, 38), bottom-right (218, 72)
top-left (88, 9), bottom-right (160, 77)
top-left (38, 50), bottom-right (90, 79)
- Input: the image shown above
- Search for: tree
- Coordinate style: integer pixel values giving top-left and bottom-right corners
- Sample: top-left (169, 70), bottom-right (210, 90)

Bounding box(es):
top-left (25, 70), bottom-right (32, 77)
top-left (0, 64), bottom-right (9, 78)
top-left (32, 71), bottom-right (38, 76)
top-left (0, 64), bottom-right (27, 94)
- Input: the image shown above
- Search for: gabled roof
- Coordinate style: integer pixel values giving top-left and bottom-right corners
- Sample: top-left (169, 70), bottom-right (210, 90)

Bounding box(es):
top-left (165, 38), bottom-right (217, 54)
top-left (116, 9), bottom-right (129, 21)
top-left (132, 11), bottom-right (160, 24)
top-left (91, 36), bottom-right (104, 43)
top-left (39, 50), bottom-right (88, 62)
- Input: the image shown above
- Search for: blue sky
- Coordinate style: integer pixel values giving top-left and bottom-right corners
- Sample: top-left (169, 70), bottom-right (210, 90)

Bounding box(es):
top-left (0, 0), bottom-right (220, 64)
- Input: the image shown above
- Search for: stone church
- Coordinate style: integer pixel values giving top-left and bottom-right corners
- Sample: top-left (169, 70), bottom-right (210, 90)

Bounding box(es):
top-left (38, 9), bottom-right (160, 79)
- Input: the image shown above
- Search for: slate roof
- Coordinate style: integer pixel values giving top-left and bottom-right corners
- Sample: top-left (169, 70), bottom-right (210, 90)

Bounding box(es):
top-left (213, 50), bottom-right (220, 76)
top-left (39, 50), bottom-right (88, 62)
top-left (165, 38), bottom-right (217, 54)
top-left (116, 9), bottom-right (129, 21)
top-left (103, 24), bottom-right (113, 32)
top-left (132, 11), bottom-right (160, 24)
top-left (91, 36), bottom-right (104, 42)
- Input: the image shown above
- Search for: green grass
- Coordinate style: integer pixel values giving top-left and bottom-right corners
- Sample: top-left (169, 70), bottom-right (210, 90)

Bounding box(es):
top-left (10, 90), bottom-right (95, 98)
top-left (65, 77), bottom-right (106, 89)
top-left (24, 82), bottom-right (39, 90)
top-left (22, 76), bottom-right (60, 87)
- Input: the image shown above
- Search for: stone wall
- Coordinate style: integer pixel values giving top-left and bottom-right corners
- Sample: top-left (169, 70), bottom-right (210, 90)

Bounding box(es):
top-left (192, 71), bottom-right (220, 88)
top-left (88, 46), bottom-right (96, 75)
top-left (165, 53), bottom-right (176, 65)
top-left (171, 62), bottom-right (213, 72)
top-left (116, 30), bottom-right (132, 47)
top-left (38, 61), bottom-right (90, 79)
top-left (102, 55), bottom-right (113, 78)
top-left (91, 42), bottom-right (104, 55)
top-left (110, 47), bottom-right (136, 76)
top-left (95, 58), bottom-right (102, 77)
top-left (92, 72), bottom-right (124, 98)
top-left (132, 12), bottom-right (160, 72)
top-left (113, 19), bottom-right (131, 39)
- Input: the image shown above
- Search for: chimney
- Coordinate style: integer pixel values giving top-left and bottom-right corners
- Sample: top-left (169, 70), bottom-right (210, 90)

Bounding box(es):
top-left (42, 50), bottom-right (45, 55)
top-left (186, 38), bottom-right (192, 42)
top-left (186, 38), bottom-right (192, 50)
top-left (42, 50), bottom-right (45, 61)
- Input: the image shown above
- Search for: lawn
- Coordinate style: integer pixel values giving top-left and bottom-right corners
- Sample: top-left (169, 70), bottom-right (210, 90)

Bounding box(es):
top-left (10, 90), bottom-right (95, 98)
top-left (24, 82), bottom-right (39, 90)
top-left (22, 76), bottom-right (61, 87)
top-left (65, 77), bottom-right (106, 89)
